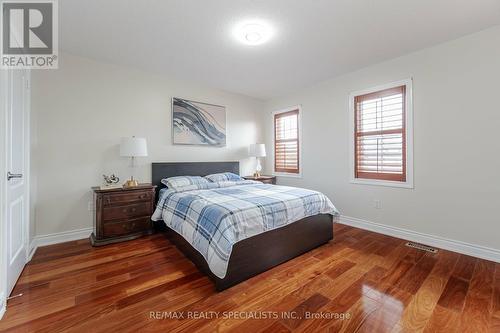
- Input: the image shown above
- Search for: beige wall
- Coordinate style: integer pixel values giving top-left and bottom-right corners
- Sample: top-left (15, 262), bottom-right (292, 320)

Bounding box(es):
top-left (31, 53), bottom-right (265, 235)
top-left (264, 26), bottom-right (500, 250)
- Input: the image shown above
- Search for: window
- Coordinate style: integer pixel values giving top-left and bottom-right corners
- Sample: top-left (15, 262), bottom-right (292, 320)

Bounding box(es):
top-left (274, 108), bottom-right (300, 174)
top-left (350, 80), bottom-right (413, 187)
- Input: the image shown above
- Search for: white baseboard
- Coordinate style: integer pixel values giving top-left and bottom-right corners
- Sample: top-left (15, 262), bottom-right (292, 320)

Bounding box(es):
top-left (0, 292), bottom-right (5, 320)
top-left (339, 215), bottom-right (500, 263)
top-left (27, 239), bottom-right (37, 262)
top-left (35, 227), bottom-right (93, 247)
top-left (27, 227), bottom-right (92, 262)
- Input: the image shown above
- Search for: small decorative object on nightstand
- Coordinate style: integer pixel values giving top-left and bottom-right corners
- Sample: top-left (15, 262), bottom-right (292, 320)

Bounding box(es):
top-left (100, 174), bottom-right (121, 190)
top-left (90, 184), bottom-right (156, 246)
top-left (243, 175), bottom-right (276, 185)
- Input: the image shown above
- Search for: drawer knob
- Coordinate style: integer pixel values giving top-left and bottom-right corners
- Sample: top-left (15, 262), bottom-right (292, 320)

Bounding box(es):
top-left (122, 207), bottom-right (138, 214)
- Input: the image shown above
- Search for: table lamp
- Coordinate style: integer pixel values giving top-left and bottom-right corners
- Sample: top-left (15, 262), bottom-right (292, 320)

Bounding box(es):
top-left (120, 136), bottom-right (148, 187)
top-left (248, 143), bottom-right (266, 177)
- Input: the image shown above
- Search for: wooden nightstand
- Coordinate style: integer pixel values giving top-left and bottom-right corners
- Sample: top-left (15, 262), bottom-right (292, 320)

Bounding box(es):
top-left (90, 184), bottom-right (157, 246)
top-left (243, 175), bottom-right (277, 184)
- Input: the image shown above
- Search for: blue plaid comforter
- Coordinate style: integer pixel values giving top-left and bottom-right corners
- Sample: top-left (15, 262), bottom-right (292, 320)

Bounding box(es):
top-left (152, 181), bottom-right (339, 278)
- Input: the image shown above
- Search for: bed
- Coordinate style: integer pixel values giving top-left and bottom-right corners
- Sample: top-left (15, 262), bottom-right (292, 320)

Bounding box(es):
top-left (151, 162), bottom-right (338, 291)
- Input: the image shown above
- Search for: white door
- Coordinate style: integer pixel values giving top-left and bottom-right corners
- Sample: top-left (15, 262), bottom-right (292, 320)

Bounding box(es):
top-left (4, 68), bottom-right (30, 296)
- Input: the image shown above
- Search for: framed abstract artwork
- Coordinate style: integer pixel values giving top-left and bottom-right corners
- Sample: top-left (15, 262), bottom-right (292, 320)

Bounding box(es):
top-left (172, 97), bottom-right (226, 146)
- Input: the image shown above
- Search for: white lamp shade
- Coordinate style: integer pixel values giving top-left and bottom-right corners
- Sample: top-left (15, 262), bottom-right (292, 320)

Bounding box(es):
top-left (120, 137), bottom-right (148, 157)
top-left (248, 143), bottom-right (266, 157)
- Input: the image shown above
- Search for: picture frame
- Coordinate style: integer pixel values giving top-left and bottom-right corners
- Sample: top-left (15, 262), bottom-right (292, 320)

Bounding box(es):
top-left (171, 97), bottom-right (226, 146)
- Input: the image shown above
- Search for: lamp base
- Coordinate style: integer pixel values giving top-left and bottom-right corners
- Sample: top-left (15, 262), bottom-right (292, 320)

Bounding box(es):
top-left (254, 158), bottom-right (262, 178)
top-left (123, 179), bottom-right (139, 187)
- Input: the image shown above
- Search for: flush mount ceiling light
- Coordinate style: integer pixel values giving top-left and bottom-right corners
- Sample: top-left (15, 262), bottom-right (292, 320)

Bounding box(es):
top-left (233, 20), bottom-right (274, 46)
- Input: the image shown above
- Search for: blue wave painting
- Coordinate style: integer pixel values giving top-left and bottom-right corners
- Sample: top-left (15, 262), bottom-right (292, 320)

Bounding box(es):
top-left (172, 98), bottom-right (226, 146)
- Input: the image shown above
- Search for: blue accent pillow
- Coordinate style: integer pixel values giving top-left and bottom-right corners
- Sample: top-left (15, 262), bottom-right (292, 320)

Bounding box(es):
top-left (204, 172), bottom-right (242, 182)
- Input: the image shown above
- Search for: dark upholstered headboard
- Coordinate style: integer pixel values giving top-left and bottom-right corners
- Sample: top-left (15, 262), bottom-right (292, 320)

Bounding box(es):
top-left (151, 161), bottom-right (240, 201)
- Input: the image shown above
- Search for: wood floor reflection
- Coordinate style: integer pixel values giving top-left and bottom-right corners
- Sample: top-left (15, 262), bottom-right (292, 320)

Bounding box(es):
top-left (0, 223), bottom-right (498, 332)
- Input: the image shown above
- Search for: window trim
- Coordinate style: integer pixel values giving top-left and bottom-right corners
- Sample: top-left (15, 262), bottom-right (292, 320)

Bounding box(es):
top-left (349, 79), bottom-right (414, 189)
top-left (272, 105), bottom-right (302, 178)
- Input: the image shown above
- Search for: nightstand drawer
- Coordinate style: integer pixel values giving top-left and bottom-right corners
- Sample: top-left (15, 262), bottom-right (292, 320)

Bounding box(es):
top-left (103, 191), bottom-right (152, 206)
top-left (102, 202), bottom-right (151, 221)
top-left (102, 217), bottom-right (151, 237)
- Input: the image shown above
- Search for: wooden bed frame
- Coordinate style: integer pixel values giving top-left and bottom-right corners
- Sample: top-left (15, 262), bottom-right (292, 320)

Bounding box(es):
top-left (151, 162), bottom-right (334, 291)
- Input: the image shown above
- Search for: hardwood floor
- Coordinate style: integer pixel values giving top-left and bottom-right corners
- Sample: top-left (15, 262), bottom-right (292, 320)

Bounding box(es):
top-left (0, 224), bottom-right (498, 332)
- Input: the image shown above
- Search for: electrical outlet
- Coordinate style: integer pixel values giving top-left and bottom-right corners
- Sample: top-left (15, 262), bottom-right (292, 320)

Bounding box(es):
top-left (373, 199), bottom-right (381, 209)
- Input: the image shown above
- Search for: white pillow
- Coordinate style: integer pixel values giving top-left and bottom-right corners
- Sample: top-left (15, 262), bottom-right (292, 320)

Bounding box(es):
top-left (204, 172), bottom-right (242, 182)
top-left (161, 176), bottom-right (210, 189)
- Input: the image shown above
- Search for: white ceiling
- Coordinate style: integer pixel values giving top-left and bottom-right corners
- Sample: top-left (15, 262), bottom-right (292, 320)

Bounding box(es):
top-left (60, 0), bottom-right (500, 99)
